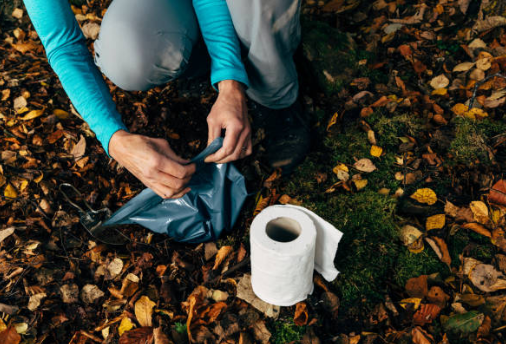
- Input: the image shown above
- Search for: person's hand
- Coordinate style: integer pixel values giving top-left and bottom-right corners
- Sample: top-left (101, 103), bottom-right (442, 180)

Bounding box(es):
top-left (109, 130), bottom-right (196, 199)
top-left (204, 80), bottom-right (252, 164)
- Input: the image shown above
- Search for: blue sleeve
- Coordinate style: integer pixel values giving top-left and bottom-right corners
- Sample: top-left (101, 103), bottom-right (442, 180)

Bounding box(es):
top-left (23, 0), bottom-right (128, 156)
top-left (192, 0), bottom-right (249, 89)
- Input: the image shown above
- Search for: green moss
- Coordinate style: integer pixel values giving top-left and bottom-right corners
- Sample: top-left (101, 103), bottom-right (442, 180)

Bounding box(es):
top-left (174, 322), bottom-right (187, 334)
top-left (449, 117), bottom-right (491, 166)
top-left (269, 320), bottom-right (305, 344)
top-left (368, 112), bottom-right (424, 150)
top-left (394, 249), bottom-right (448, 287)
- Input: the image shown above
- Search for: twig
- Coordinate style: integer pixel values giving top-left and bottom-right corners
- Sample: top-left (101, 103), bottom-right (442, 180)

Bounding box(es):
top-left (469, 72), bottom-right (506, 109)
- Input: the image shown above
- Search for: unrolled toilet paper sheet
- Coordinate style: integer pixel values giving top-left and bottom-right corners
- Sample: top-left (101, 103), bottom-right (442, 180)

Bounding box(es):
top-left (250, 205), bottom-right (343, 306)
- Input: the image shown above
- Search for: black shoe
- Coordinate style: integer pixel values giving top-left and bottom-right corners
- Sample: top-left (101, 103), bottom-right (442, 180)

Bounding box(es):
top-left (250, 99), bottom-right (311, 174)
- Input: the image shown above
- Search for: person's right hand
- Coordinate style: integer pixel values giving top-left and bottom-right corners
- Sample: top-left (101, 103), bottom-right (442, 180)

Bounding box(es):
top-left (109, 130), bottom-right (196, 199)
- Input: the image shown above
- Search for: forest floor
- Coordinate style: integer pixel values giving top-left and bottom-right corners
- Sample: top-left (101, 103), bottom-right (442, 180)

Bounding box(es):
top-left (1, 0), bottom-right (506, 343)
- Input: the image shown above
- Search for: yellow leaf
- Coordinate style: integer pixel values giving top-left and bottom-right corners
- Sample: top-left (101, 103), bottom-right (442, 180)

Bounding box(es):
top-left (4, 184), bottom-right (18, 198)
top-left (16, 107), bottom-right (29, 114)
top-left (332, 163), bottom-right (349, 175)
top-left (326, 112), bottom-right (338, 132)
top-left (34, 173), bottom-right (43, 184)
top-left (0, 318), bottom-right (6, 333)
top-left (20, 109), bottom-right (43, 121)
top-left (18, 179), bottom-right (28, 192)
top-left (470, 201), bottom-right (489, 224)
top-left (53, 109), bottom-right (70, 120)
top-left (213, 246), bottom-right (233, 270)
top-left (408, 237), bottom-right (425, 253)
top-left (370, 145), bottom-right (383, 157)
top-left (399, 298), bottom-right (422, 310)
top-left (411, 188), bottom-right (437, 205)
top-left (465, 108), bottom-right (488, 120)
top-left (353, 179), bottom-right (368, 190)
top-left (431, 88), bottom-right (448, 96)
top-left (426, 214), bottom-right (446, 231)
top-left (451, 103), bottom-right (469, 116)
top-left (118, 317), bottom-right (134, 336)
top-left (134, 296), bottom-right (155, 327)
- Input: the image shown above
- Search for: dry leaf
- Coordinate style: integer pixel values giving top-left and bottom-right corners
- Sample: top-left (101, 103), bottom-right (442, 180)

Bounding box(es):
top-left (474, 16), bottom-right (506, 32)
top-left (71, 135), bottom-right (86, 160)
top-left (353, 158), bottom-right (376, 172)
top-left (326, 112), bottom-right (338, 132)
top-left (153, 327), bottom-right (170, 344)
top-left (451, 103), bottom-right (469, 116)
top-left (411, 188), bottom-right (437, 205)
top-left (118, 327), bottom-right (153, 344)
top-left (213, 245), bottom-right (233, 270)
top-left (400, 225), bottom-right (423, 246)
top-left (370, 145), bottom-right (383, 157)
top-left (453, 62), bottom-right (475, 72)
top-left (445, 201), bottom-right (459, 217)
top-left (27, 292), bottom-right (46, 311)
top-left (427, 286), bottom-right (450, 308)
top-left (82, 22), bottom-right (100, 40)
top-left (135, 296), bottom-right (156, 327)
top-left (413, 304), bottom-right (441, 325)
top-left (426, 214), bottom-right (445, 231)
top-left (425, 237), bottom-right (451, 267)
top-left (0, 327), bottom-right (21, 344)
top-left (4, 184), bottom-right (18, 198)
top-left (80, 284), bottom-right (104, 304)
top-left (0, 227), bottom-right (15, 244)
top-left (469, 201), bottom-right (489, 224)
top-left (12, 41), bottom-right (39, 54)
top-left (294, 302), bottom-right (308, 326)
top-left (20, 109), bottom-right (44, 121)
top-left (489, 180), bottom-right (506, 206)
top-left (411, 326), bottom-right (433, 344)
top-left (405, 275), bottom-right (428, 298)
top-left (469, 264), bottom-right (506, 292)
top-left (462, 223), bottom-right (492, 238)
top-left (430, 75), bottom-right (450, 89)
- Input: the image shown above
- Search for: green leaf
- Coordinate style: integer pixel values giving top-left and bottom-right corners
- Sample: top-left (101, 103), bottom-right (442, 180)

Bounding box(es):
top-left (443, 311), bottom-right (484, 334)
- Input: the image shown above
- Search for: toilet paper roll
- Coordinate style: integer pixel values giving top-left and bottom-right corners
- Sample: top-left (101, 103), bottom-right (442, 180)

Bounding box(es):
top-left (250, 205), bottom-right (343, 306)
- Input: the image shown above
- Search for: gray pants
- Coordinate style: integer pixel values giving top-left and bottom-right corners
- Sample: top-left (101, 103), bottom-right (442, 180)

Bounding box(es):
top-left (94, 0), bottom-right (301, 109)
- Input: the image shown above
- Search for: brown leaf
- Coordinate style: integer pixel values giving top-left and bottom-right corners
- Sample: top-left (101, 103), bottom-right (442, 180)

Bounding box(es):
top-left (135, 296), bottom-right (156, 327)
top-left (0, 327), bottom-right (21, 344)
top-left (413, 303), bottom-right (441, 325)
top-left (490, 180), bottom-right (506, 206)
top-left (294, 302), bottom-right (308, 326)
top-left (12, 41), bottom-right (39, 54)
top-left (411, 326), bottom-right (433, 344)
top-left (425, 237), bottom-right (451, 267)
top-left (237, 243), bottom-right (247, 263)
top-left (252, 321), bottom-right (271, 344)
top-left (405, 275), bottom-right (428, 298)
top-left (427, 286), bottom-right (450, 309)
top-left (477, 315), bottom-right (492, 339)
top-left (461, 223), bottom-right (492, 238)
top-left (213, 246), bottom-right (233, 270)
top-left (118, 327), bottom-right (154, 344)
top-left (153, 327), bottom-right (171, 344)
top-left (263, 169), bottom-right (282, 188)
top-left (71, 135), bottom-right (86, 160)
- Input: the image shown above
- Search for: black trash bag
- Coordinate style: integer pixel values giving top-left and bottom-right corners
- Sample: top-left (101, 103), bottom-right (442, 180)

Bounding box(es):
top-left (102, 138), bottom-right (248, 243)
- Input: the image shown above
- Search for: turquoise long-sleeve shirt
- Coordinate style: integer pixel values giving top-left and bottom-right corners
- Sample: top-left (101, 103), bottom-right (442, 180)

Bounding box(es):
top-left (23, 0), bottom-right (249, 155)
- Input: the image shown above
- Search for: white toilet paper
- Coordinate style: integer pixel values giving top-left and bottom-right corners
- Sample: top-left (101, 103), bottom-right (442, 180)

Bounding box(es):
top-left (250, 205), bottom-right (343, 306)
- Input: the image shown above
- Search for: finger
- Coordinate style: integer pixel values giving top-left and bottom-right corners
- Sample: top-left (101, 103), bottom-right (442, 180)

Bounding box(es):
top-left (156, 157), bottom-right (196, 179)
top-left (170, 187), bottom-right (191, 199)
top-left (207, 117), bottom-right (222, 146)
top-left (215, 128), bottom-right (249, 164)
top-left (153, 171), bottom-right (191, 193)
top-left (151, 184), bottom-right (174, 199)
top-left (163, 146), bottom-right (190, 165)
top-left (205, 122), bottom-right (242, 163)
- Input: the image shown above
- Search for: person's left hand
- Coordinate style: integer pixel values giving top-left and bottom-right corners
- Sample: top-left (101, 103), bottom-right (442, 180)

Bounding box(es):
top-left (204, 80), bottom-right (252, 164)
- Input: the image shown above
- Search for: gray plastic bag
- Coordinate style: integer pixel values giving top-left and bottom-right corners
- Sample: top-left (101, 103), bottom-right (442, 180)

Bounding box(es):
top-left (102, 138), bottom-right (248, 243)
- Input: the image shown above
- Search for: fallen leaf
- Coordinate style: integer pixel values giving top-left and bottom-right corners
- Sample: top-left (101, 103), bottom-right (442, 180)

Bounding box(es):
top-left (489, 180), bottom-right (506, 206)
top-left (413, 304), bottom-right (441, 326)
top-left (80, 284), bottom-right (104, 304)
top-left (400, 225), bottom-right (423, 246)
top-left (326, 112), bottom-right (338, 132)
top-left (451, 103), bottom-right (469, 116)
top-left (411, 188), bottom-right (437, 205)
top-left (474, 16), bottom-right (506, 32)
top-left (426, 214), bottom-right (445, 231)
top-left (153, 327), bottom-right (170, 344)
top-left (425, 237), bottom-right (451, 267)
top-left (469, 264), bottom-right (506, 292)
top-left (213, 245), bottom-right (233, 270)
top-left (236, 275), bottom-right (280, 319)
top-left (461, 223), bottom-right (491, 238)
top-left (82, 22), bottom-right (100, 40)
top-left (118, 317), bottom-right (135, 336)
top-left (4, 184), bottom-right (18, 198)
top-left (353, 158), bottom-right (376, 172)
top-left (20, 109), bottom-right (43, 121)
top-left (60, 284), bottom-right (79, 303)
top-left (411, 326), bottom-right (433, 344)
top-left (0, 227), bottom-right (15, 244)
top-left (0, 327), bottom-right (21, 344)
top-left (135, 296), bottom-right (156, 327)
top-left (399, 298), bottom-right (422, 310)
top-left (27, 292), bottom-right (46, 311)
top-left (71, 135), bottom-right (86, 160)
top-left (430, 75), bottom-right (450, 89)
top-left (453, 62), bottom-right (475, 72)
top-left (12, 41), bottom-right (39, 54)
top-left (118, 327), bottom-right (153, 344)
top-left (427, 286), bottom-right (450, 308)
top-left (370, 145), bottom-right (383, 157)
top-left (443, 311), bottom-right (484, 334)
top-left (294, 302), bottom-right (308, 326)
top-left (405, 275), bottom-right (428, 298)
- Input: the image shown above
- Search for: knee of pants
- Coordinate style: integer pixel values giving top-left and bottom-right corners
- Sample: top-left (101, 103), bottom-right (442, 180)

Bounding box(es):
top-left (94, 21), bottom-right (194, 91)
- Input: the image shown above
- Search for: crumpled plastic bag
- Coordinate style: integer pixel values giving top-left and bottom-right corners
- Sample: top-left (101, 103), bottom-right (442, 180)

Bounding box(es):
top-left (102, 138), bottom-right (248, 243)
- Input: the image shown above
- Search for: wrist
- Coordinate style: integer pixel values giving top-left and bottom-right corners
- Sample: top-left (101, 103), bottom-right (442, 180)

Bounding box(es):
top-left (217, 80), bottom-right (244, 95)
top-left (109, 129), bottom-right (130, 159)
